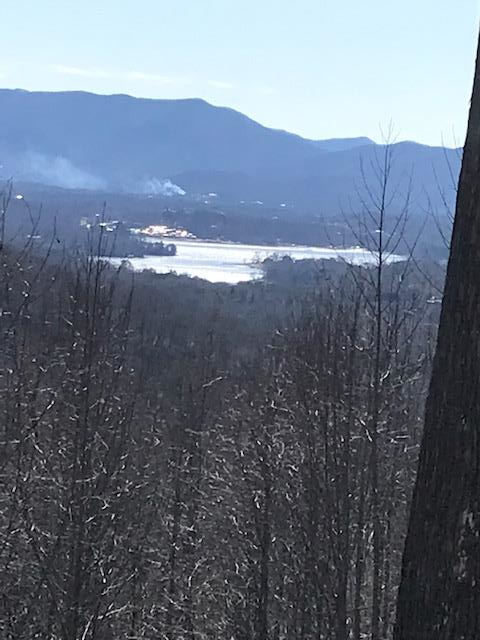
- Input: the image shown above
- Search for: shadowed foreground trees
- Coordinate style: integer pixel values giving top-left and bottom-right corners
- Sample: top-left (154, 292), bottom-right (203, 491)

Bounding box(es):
top-left (0, 186), bottom-right (443, 639)
top-left (394, 30), bottom-right (480, 640)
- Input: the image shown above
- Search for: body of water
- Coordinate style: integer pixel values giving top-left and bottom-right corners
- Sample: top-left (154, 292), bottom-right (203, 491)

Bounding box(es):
top-left (109, 239), bottom-right (399, 284)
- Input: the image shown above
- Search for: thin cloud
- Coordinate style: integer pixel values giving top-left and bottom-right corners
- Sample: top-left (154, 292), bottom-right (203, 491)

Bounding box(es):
top-left (50, 64), bottom-right (110, 78)
top-left (209, 80), bottom-right (236, 90)
top-left (50, 64), bottom-right (188, 86)
top-left (125, 71), bottom-right (186, 84)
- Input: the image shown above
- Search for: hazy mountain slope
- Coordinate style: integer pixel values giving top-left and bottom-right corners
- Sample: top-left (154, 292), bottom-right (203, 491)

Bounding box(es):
top-left (0, 89), bottom-right (326, 182)
top-left (0, 88), bottom-right (460, 214)
top-left (312, 136), bottom-right (374, 151)
top-left (173, 142), bottom-right (460, 214)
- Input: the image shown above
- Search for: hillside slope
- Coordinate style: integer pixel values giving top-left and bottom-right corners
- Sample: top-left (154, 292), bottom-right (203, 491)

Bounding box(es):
top-left (0, 89), bottom-right (460, 214)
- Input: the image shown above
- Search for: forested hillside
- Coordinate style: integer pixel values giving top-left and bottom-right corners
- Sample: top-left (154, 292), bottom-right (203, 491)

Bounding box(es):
top-left (0, 89), bottom-right (460, 215)
top-left (0, 182), bottom-right (443, 639)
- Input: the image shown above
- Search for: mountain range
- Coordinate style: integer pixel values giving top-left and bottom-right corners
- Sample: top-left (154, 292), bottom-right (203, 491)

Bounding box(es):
top-left (0, 88), bottom-right (460, 216)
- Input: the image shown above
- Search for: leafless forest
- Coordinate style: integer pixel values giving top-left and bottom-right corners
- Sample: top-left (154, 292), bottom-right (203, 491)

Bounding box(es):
top-left (0, 142), bottom-right (447, 640)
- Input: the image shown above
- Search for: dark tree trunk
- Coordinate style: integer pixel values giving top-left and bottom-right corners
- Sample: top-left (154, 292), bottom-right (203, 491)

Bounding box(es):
top-left (394, 32), bottom-right (480, 639)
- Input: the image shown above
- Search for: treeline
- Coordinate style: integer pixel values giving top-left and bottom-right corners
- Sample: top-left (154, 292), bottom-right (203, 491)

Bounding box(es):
top-left (5, 180), bottom-right (450, 258)
top-left (0, 206), bottom-right (443, 639)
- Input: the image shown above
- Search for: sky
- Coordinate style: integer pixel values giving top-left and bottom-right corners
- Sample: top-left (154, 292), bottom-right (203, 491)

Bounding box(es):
top-left (1, 0), bottom-right (479, 146)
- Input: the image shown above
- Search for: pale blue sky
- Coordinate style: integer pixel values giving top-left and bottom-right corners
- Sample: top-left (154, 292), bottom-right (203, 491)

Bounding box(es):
top-left (1, 1), bottom-right (479, 145)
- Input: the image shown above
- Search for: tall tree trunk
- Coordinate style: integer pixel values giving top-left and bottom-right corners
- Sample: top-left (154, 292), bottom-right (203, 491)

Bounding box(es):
top-left (394, 31), bottom-right (480, 639)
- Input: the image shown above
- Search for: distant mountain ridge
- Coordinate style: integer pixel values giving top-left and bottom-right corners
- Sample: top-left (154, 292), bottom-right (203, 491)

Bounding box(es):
top-left (0, 88), bottom-right (460, 214)
top-left (312, 136), bottom-right (374, 151)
